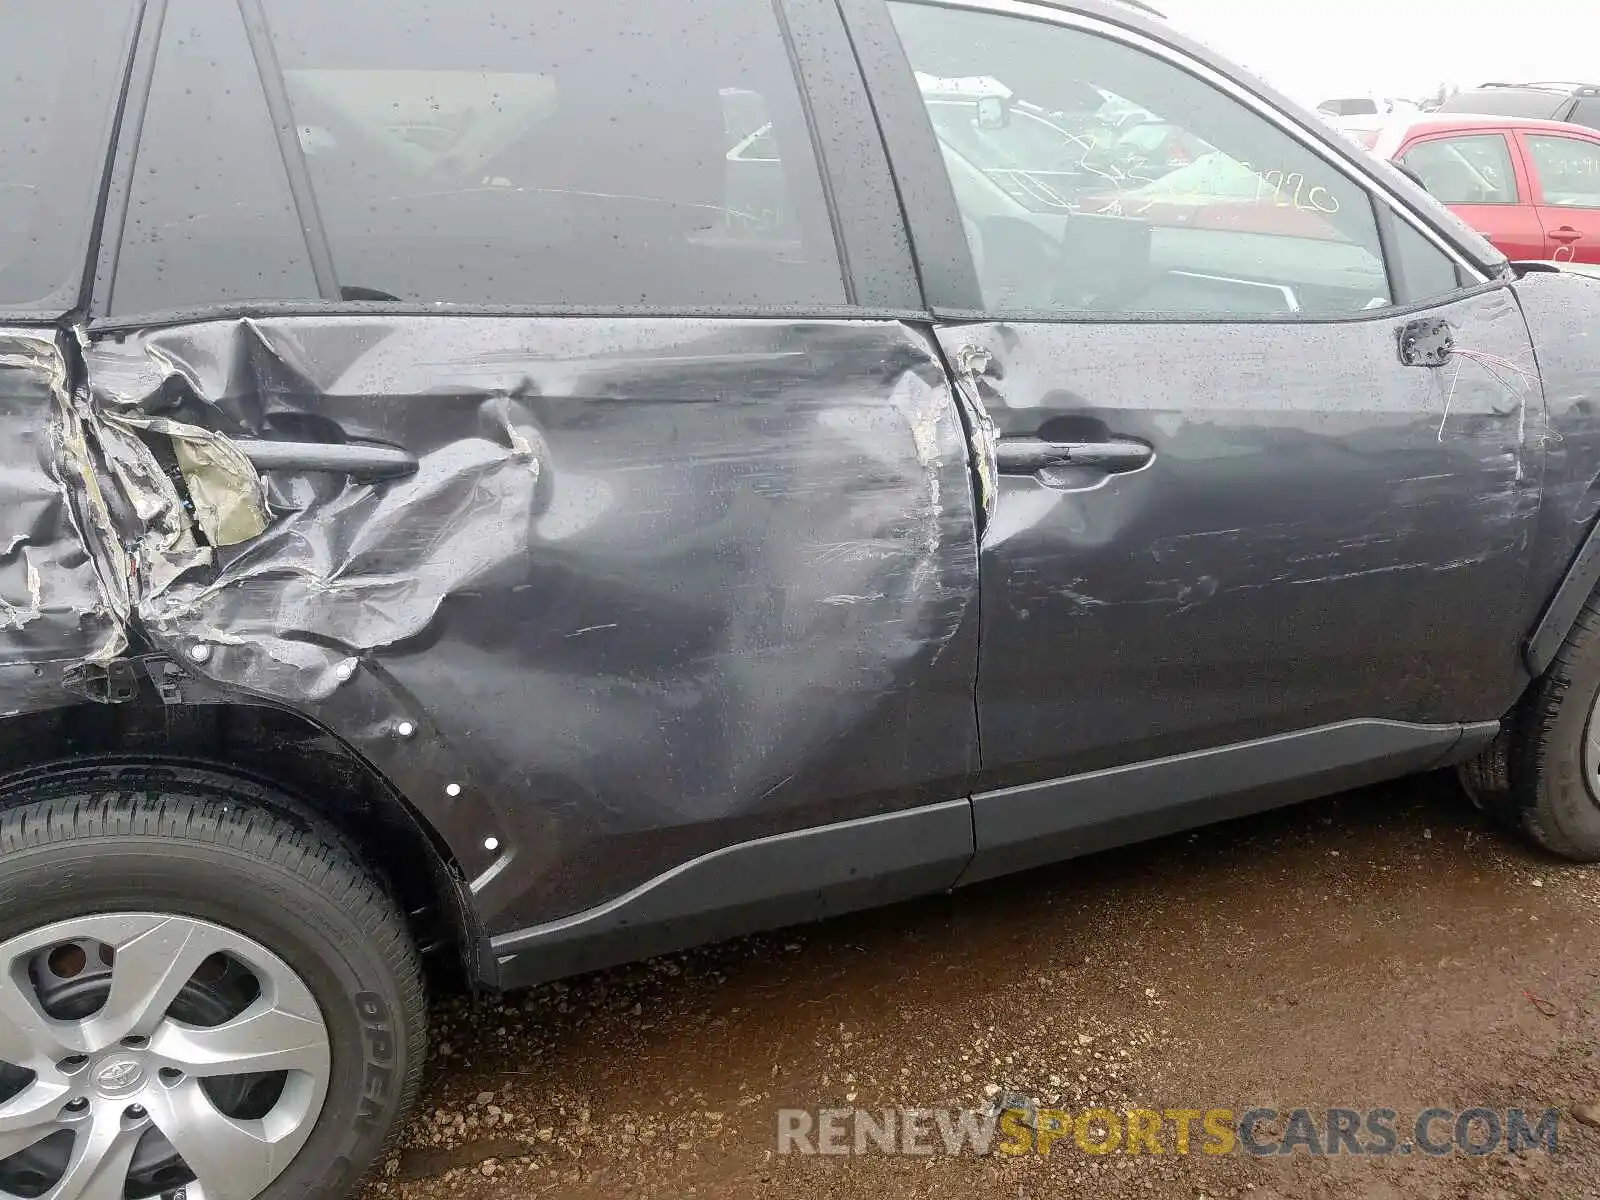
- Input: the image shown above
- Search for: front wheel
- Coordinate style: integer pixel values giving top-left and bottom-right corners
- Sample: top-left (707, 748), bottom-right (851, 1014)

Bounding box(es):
top-left (1514, 596), bottom-right (1600, 860)
top-left (0, 767), bottom-right (426, 1199)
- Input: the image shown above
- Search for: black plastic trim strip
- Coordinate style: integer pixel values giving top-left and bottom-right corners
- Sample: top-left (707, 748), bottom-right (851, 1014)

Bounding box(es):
top-left (960, 718), bottom-right (1478, 885)
top-left (477, 716), bottom-right (1501, 990)
top-left (833, 0), bottom-right (984, 310)
top-left (772, 0), bottom-right (856, 306)
top-left (484, 799), bottom-right (974, 990)
top-left (88, 301), bottom-right (933, 334)
top-left (778, 0), bottom-right (925, 310)
top-left (1526, 515), bottom-right (1600, 676)
top-left (1371, 192), bottom-right (1405, 304)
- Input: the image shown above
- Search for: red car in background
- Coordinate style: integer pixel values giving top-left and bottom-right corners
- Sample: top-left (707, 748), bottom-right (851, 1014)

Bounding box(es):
top-left (1374, 114), bottom-right (1600, 263)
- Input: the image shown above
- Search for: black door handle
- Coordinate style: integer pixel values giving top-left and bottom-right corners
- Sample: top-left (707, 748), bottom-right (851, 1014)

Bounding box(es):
top-left (996, 437), bottom-right (1153, 475)
top-left (233, 440), bottom-right (418, 481)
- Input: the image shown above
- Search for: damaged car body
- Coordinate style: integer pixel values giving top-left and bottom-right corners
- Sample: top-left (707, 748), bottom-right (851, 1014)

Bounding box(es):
top-left (4, 0), bottom-right (1600, 1195)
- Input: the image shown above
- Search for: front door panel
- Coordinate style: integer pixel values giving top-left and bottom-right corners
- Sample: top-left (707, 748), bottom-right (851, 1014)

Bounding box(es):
top-left (940, 284), bottom-right (1541, 791)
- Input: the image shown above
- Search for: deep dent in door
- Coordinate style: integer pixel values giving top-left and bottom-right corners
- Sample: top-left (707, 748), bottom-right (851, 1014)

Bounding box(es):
top-left (0, 316), bottom-right (979, 930)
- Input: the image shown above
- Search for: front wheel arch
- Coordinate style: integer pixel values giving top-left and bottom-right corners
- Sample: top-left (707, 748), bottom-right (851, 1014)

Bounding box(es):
top-left (0, 699), bottom-right (483, 986)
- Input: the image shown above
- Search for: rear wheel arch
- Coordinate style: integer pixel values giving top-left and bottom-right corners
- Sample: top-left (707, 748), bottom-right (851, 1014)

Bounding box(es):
top-left (0, 698), bottom-right (483, 985)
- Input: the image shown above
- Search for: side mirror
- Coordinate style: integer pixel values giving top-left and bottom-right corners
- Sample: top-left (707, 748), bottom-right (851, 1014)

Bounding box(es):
top-left (975, 96), bottom-right (1010, 130)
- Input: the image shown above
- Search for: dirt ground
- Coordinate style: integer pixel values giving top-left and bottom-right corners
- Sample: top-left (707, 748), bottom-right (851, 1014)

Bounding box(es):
top-left (360, 772), bottom-right (1600, 1200)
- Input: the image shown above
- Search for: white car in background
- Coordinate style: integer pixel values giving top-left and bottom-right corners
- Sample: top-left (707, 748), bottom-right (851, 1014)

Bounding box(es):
top-left (1316, 96), bottom-right (1421, 149)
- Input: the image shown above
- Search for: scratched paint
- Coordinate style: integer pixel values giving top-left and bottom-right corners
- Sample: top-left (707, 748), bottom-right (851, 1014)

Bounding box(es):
top-left (937, 282), bottom-right (1549, 790)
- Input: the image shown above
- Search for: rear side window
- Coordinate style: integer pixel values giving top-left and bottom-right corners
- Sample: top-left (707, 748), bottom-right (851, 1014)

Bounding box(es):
top-left (0, 0), bottom-right (133, 310)
top-left (1399, 135), bottom-right (1518, 205)
top-left (1526, 135), bottom-right (1600, 208)
top-left (257, 0), bottom-right (846, 307)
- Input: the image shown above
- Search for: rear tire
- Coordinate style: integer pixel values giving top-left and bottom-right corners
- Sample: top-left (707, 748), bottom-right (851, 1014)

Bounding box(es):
top-left (1513, 596), bottom-right (1600, 860)
top-left (0, 763), bottom-right (425, 1199)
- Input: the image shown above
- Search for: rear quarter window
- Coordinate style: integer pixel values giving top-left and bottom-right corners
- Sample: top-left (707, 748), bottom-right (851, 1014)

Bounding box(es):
top-left (0, 0), bottom-right (135, 311)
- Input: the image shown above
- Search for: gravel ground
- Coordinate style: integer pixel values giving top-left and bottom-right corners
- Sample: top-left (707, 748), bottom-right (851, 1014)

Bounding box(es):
top-left (361, 772), bottom-right (1600, 1199)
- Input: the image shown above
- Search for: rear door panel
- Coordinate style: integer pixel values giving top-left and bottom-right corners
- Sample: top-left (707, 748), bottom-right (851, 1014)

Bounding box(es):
top-left (71, 0), bottom-right (984, 935)
top-left (83, 316), bottom-right (980, 930)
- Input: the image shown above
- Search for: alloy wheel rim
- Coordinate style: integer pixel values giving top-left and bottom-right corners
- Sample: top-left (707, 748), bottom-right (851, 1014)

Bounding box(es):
top-left (0, 912), bottom-right (330, 1200)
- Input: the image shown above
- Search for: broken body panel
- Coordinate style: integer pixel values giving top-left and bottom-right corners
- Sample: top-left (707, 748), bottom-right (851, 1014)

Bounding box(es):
top-left (2, 317), bottom-right (982, 934)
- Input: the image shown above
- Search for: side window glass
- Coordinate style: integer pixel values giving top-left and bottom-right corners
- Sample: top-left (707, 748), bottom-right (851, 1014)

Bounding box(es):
top-left (1389, 218), bottom-right (1463, 304)
top-left (257, 0), bottom-right (845, 307)
top-left (885, 3), bottom-right (1391, 318)
top-left (1569, 97), bottom-right (1600, 132)
top-left (1, 0), bottom-right (133, 309)
top-left (1526, 135), bottom-right (1600, 208)
top-left (1399, 135), bottom-right (1518, 205)
top-left (112, 0), bottom-right (316, 315)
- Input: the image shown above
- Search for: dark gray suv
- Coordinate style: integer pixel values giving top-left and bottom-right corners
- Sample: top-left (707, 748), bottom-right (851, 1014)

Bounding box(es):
top-left (1437, 82), bottom-right (1600, 131)
top-left (4, 0), bottom-right (1600, 1196)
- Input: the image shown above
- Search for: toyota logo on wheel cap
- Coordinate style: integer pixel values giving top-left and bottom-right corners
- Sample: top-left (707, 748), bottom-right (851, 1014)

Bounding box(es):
top-left (92, 1058), bottom-right (144, 1094)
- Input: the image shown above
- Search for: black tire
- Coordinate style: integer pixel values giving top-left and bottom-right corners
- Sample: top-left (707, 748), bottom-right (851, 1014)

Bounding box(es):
top-left (1513, 597), bottom-right (1600, 860)
top-left (0, 762), bottom-right (426, 1199)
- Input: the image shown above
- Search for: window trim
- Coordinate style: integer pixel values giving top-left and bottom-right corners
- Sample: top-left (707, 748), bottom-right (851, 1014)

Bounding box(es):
top-left (847, 0), bottom-right (1492, 324)
top-left (89, 0), bottom-right (166, 320)
top-left (85, 299), bottom-right (931, 336)
top-left (775, 0), bottom-right (924, 309)
top-left (1398, 132), bottom-right (1522, 207)
top-left (836, 0), bottom-right (986, 309)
